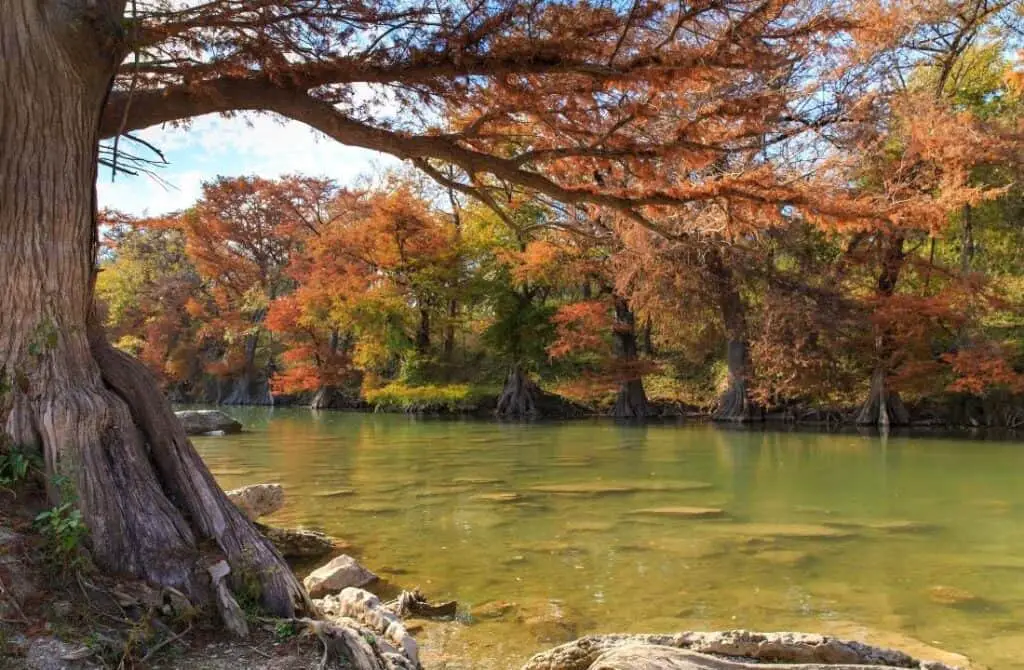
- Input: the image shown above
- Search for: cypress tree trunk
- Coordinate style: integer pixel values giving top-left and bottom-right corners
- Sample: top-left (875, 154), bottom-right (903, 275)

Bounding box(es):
top-left (611, 296), bottom-right (650, 418)
top-left (415, 307), bottom-right (431, 355)
top-left (0, 0), bottom-right (309, 618)
top-left (495, 365), bottom-right (541, 419)
top-left (856, 236), bottom-right (910, 427)
top-left (707, 252), bottom-right (761, 422)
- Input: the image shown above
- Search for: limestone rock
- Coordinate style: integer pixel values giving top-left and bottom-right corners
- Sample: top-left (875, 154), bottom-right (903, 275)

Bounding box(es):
top-left (927, 585), bottom-right (980, 607)
top-left (590, 645), bottom-right (721, 669)
top-left (471, 600), bottom-right (518, 621)
top-left (258, 524), bottom-right (337, 558)
top-left (316, 587), bottom-right (419, 667)
top-left (304, 554), bottom-right (378, 598)
top-left (518, 600), bottom-right (585, 644)
top-left (25, 637), bottom-right (94, 670)
top-left (174, 409), bottom-right (242, 435)
top-left (520, 631), bottom-right (965, 670)
top-left (225, 483), bottom-right (285, 521)
top-left (630, 507), bottom-right (726, 519)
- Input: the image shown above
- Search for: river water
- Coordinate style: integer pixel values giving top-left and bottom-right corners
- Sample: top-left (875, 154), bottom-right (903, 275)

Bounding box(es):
top-left (192, 409), bottom-right (1024, 669)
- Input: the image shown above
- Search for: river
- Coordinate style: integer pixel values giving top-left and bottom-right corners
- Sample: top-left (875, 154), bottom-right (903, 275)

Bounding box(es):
top-left (192, 409), bottom-right (1024, 669)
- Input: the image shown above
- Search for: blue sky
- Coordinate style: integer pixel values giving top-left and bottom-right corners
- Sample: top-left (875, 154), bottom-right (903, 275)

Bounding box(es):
top-left (97, 112), bottom-right (399, 216)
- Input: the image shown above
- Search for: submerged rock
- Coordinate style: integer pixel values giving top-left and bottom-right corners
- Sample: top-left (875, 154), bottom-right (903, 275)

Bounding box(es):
top-left (712, 523), bottom-right (856, 541)
top-left (304, 554), bottom-right (378, 598)
top-left (752, 549), bottom-right (814, 567)
top-left (174, 409), bottom-right (242, 435)
top-left (629, 507), bottom-right (726, 519)
top-left (225, 482), bottom-right (284, 520)
top-left (927, 585), bottom-right (980, 607)
top-left (258, 524), bottom-right (337, 558)
top-left (521, 631), bottom-right (966, 670)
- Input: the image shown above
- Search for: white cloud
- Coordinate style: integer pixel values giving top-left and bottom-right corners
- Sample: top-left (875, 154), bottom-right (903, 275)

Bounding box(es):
top-left (98, 112), bottom-right (400, 216)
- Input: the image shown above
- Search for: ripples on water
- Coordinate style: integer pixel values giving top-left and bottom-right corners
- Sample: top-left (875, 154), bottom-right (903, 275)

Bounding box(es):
top-left (192, 409), bottom-right (1024, 669)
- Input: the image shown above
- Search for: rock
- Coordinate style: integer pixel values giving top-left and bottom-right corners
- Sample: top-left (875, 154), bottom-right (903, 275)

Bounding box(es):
top-left (711, 523), bottom-right (856, 541)
top-left (590, 645), bottom-right (719, 669)
top-left (752, 549), bottom-right (814, 567)
top-left (311, 488), bottom-right (356, 498)
top-left (565, 521), bottom-right (616, 533)
top-left (824, 519), bottom-right (938, 533)
top-left (316, 587), bottom-right (419, 667)
top-left (518, 600), bottom-right (584, 644)
top-left (174, 409), bottom-right (242, 435)
top-left (225, 483), bottom-right (284, 521)
top-left (629, 507), bottom-right (726, 519)
top-left (25, 637), bottom-right (93, 670)
top-left (471, 600), bottom-right (518, 621)
top-left (927, 585), bottom-right (980, 606)
top-left (258, 525), bottom-right (337, 558)
top-left (530, 481), bottom-right (712, 496)
top-left (304, 554), bottom-right (378, 598)
top-left (530, 483), bottom-right (638, 495)
top-left (472, 492), bottom-right (525, 503)
top-left (520, 631), bottom-right (966, 670)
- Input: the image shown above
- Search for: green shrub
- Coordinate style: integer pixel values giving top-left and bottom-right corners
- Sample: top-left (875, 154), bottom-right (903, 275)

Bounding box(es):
top-left (34, 500), bottom-right (89, 574)
top-left (364, 383), bottom-right (497, 413)
top-left (0, 444), bottom-right (40, 489)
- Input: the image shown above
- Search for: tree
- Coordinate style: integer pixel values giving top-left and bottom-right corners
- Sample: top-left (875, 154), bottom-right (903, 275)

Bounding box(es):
top-left (180, 175), bottom-right (326, 405)
top-left (2, 0), bottom-right (981, 622)
top-left (96, 212), bottom-right (207, 395)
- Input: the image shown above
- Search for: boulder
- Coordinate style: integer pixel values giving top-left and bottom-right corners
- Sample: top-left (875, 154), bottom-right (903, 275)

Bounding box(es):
top-left (175, 409), bottom-right (242, 435)
top-left (258, 525), bottom-right (337, 558)
top-left (304, 554), bottom-right (378, 598)
top-left (225, 483), bottom-right (285, 520)
top-left (520, 631), bottom-right (965, 670)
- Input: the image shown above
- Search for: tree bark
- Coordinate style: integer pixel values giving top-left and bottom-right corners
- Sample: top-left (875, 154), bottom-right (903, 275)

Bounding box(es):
top-left (415, 307), bottom-right (431, 355)
top-left (0, 0), bottom-right (309, 619)
top-left (443, 299), bottom-right (457, 362)
top-left (611, 296), bottom-right (651, 418)
top-left (495, 365), bottom-right (541, 419)
top-left (856, 236), bottom-right (910, 427)
top-left (960, 203), bottom-right (974, 274)
top-left (706, 252), bottom-right (761, 422)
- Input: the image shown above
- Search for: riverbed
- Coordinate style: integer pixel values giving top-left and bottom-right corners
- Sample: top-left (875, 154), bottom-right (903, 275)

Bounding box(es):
top-left (192, 409), bottom-right (1024, 669)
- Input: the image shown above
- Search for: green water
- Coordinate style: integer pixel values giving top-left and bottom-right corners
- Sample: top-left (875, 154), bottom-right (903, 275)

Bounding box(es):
top-left (193, 409), bottom-right (1024, 669)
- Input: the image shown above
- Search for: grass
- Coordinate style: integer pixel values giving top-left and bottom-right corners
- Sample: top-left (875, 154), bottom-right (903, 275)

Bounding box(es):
top-left (364, 382), bottom-right (499, 413)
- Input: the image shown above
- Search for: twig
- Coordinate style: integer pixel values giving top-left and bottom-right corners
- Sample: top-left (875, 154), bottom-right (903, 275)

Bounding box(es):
top-left (140, 623), bottom-right (192, 663)
top-left (249, 646), bottom-right (273, 659)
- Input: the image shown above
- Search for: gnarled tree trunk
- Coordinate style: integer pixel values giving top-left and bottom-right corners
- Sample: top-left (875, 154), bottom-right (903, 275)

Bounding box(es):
top-left (856, 236), bottom-right (909, 427)
top-left (612, 296), bottom-right (651, 418)
top-left (707, 252), bottom-right (761, 422)
top-left (496, 364), bottom-right (541, 419)
top-left (0, 0), bottom-right (309, 619)
top-left (220, 323), bottom-right (274, 406)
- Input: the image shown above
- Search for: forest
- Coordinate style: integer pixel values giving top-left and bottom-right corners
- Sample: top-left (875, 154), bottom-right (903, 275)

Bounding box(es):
top-left (99, 34), bottom-right (1024, 427)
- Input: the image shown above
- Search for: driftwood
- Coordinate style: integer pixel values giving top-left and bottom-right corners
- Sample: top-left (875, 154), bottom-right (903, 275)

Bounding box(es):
top-left (386, 589), bottom-right (458, 619)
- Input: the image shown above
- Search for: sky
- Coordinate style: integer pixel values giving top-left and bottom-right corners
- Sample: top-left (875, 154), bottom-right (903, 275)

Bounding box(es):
top-left (97, 112), bottom-right (399, 217)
